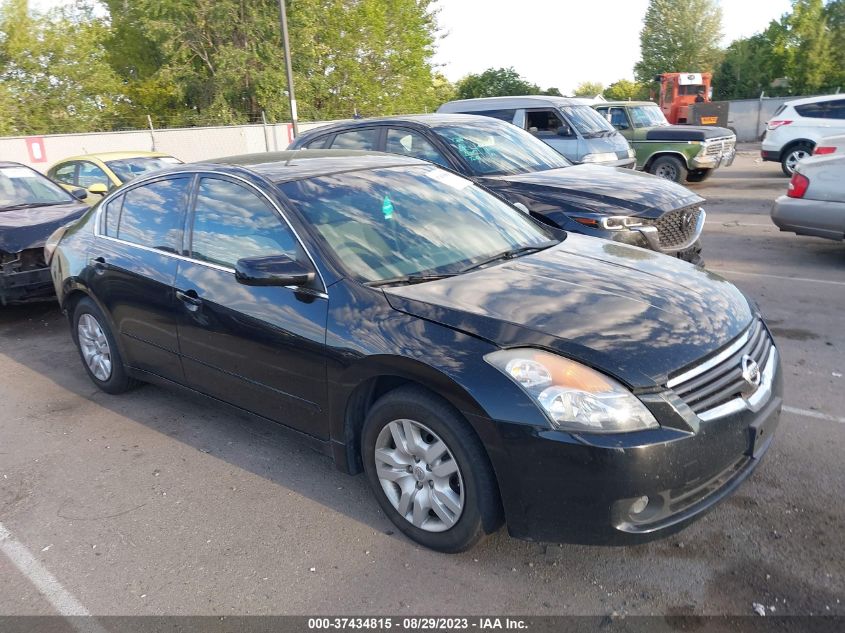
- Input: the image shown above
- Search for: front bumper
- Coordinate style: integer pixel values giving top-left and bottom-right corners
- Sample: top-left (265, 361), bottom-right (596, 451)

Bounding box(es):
top-left (0, 262), bottom-right (54, 305)
top-left (476, 348), bottom-right (783, 545)
top-left (691, 146), bottom-right (736, 169)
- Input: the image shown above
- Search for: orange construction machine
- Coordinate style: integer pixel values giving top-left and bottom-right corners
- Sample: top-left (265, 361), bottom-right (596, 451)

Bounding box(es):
top-left (655, 72), bottom-right (714, 125)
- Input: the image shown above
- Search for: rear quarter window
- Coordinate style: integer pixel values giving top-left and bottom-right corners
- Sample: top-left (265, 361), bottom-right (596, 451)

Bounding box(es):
top-left (795, 102), bottom-right (828, 118)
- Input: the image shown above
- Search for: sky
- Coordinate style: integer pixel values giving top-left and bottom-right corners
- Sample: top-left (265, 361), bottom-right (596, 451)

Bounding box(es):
top-left (31, 0), bottom-right (794, 94)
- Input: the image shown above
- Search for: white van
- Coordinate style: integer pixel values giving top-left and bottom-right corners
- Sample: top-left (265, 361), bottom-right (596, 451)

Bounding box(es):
top-left (438, 96), bottom-right (636, 168)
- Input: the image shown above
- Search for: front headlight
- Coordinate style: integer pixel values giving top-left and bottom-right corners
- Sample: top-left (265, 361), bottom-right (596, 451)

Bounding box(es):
top-left (599, 215), bottom-right (643, 230)
top-left (580, 152), bottom-right (618, 164)
top-left (485, 349), bottom-right (659, 433)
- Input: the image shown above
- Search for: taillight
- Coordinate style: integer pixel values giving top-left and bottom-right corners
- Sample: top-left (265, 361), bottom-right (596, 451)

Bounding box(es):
top-left (767, 120), bottom-right (793, 130)
top-left (813, 146), bottom-right (836, 155)
top-left (787, 172), bottom-right (810, 199)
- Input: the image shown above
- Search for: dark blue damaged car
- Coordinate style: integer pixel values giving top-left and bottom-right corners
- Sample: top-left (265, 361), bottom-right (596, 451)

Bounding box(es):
top-left (48, 151), bottom-right (782, 552)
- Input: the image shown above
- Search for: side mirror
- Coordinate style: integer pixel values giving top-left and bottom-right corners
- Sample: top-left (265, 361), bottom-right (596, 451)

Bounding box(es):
top-left (70, 188), bottom-right (88, 201)
top-left (235, 254), bottom-right (316, 288)
top-left (88, 183), bottom-right (109, 196)
top-left (556, 125), bottom-right (574, 137)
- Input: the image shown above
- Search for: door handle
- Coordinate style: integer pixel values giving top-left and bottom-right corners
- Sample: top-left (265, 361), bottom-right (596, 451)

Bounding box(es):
top-left (176, 289), bottom-right (203, 311)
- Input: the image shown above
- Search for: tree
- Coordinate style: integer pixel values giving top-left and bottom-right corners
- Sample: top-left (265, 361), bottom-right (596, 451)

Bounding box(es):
top-left (455, 67), bottom-right (540, 99)
top-left (713, 29), bottom-right (784, 99)
top-left (572, 81), bottom-right (604, 98)
top-left (778, 0), bottom-right (835, 94)
top-left (603, 79), bottom-right (650, 101)
top-left (634, 0), bottom-right (723, 84)
top-left (828, 0), bottom-right (845, 88)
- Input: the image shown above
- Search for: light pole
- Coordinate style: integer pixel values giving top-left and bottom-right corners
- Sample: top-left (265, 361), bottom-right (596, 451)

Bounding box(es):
top-left (277, 0), bottom-right (299, 136)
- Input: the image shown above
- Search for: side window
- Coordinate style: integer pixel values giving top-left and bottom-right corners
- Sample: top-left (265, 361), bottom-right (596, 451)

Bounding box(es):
top-left (386, 129), bottom-right (450, 168)
top-left (189, 177), bottom-right (300, 269)
top-left (53, 163), bottom-right (76, 185)
top-left (116, 177), bottom-right (190, 253)
top-left (825, 99), bottom-right (845, 120)
top-left (103, 195), bottom-right (123, 237)
top-left (329, 128), bottom-right (379, 150)
top-left (473, 109), bottom-right (517, 123)
top-left (607, 107), bottom-right (631, 129)
top-left (77, 162), bottom-right (110, 189)
top-left (303, 135), bottom-right (331, 149)
top-left (795, 102), bottom-right (826, 118)
top-left (525, 109), bottom-right (567, 137)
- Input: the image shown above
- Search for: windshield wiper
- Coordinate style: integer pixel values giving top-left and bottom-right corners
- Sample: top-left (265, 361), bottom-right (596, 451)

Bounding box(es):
top-left (365, 272), bottom-right (458, 288)
top-left (459, 240), bottom-right (559, 274)
top-left (0, 202), bottom-right (59, 211)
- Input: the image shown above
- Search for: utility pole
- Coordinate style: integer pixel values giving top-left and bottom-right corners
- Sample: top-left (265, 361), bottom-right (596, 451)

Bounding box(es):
top-left (277, 0), bottom-right (299, 136)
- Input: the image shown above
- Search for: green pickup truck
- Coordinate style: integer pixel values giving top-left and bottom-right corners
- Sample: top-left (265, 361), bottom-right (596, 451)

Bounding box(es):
top-left (594, 101), bottom-right (736, 183)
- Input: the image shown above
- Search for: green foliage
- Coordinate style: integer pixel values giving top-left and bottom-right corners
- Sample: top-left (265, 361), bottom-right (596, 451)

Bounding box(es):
top-left (603, 79), bottom-right (650, 101)
top-left (634, 0), bottom-right (723, 84)
top-left (454, 67), bottom-right (559, 99)
top-left (572, 81), bottom-right (604, 98)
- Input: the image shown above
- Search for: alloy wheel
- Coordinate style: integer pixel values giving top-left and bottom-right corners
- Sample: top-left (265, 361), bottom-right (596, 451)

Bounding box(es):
top-left (785, 149), bottom-right (809, 174)
top-left (77, 313), bottom-right (112, 381)
top-left (374, 419), bottom-right (464, 532)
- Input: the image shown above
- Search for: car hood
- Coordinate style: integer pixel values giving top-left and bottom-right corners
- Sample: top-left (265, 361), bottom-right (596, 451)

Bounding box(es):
top-left (479, 164), bottom-right (703, 217)
top-left (0, 201), bottom-right (88, 253)
top-left (384, 234), bottom-right (752, 388)
top-left (645, 126), bottom-right (734, 142)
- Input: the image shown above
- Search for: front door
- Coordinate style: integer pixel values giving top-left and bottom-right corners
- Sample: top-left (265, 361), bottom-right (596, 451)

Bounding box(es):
top-left (174, 175), bottom-right (330, 438)
top-left (524, 108), bottom-right (578, 162)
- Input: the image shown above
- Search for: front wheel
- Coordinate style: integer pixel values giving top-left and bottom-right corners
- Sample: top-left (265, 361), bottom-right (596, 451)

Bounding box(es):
top-left (781, 143), bottom-right (813, 176)
top-left (649, 155), bottom-right (688, 183)
top-left (361, 386), bottom-right (502, 553)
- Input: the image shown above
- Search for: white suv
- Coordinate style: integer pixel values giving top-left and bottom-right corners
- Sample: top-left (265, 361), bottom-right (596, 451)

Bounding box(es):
top-left (761, 95), bottom-right (845, 176)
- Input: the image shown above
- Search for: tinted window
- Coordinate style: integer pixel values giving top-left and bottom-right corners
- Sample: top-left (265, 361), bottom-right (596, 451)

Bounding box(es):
top-left (795, 102), bottom-right (827, 118)
top-left (433, 118), bottom-right (570, 176)
top-left (280, 165), bottom-right (554, 284)
top-left (525, 109), bottom-right (566, 135)
top-left (78, 162), bottom-right (110, 189)
top-left (386, 129), bottom-right (450, 168)
top-left (329, 128), bottom-right (379, 150)
top-left (826, 99), bottom-right (845, 120)
top-left (106, 156), bottom-right (181, 183)
top-left (303, 135), bottom-right (331, 150)
top-left (190, 177), bottom-right (299, 269)
top-left (472, 109), bottom-right (517, 122)
top-left (116, 177), bottom-right (190, 252)
top-left (103, 195), bottom-right (123, 237)
top-left (53, 163), bottom-right (76, 185)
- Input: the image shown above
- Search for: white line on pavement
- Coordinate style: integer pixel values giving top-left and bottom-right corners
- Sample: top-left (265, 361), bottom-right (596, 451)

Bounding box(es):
top-left (784, 405), bottom-right (845, 424)
top-left (0, 522), bottom-right (109, 633)
top-left (711, 269), bottom-right (845, 287)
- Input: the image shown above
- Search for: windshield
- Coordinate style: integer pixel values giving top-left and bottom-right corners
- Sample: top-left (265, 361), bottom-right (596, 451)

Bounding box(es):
top-left (0, 165), bottom-right (74, 210)
top-left (433, 119), bottom-right (570, 176)
top-left (629, 105), bottom-right (670, 128)
top-left (280, 165), bottom-right (557, 284)
top-left (559, 105), bottom-right (616, 137)
top-left (106, 156), bottom-right (182, 182)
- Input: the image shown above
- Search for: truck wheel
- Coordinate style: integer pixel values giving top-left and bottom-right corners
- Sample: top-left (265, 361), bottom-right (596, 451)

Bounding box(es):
top-left (687, 169), bottom-right (713, 183)
top-left (649, 156), bottom-right (688, 183)
top-left (781, 143), bottom-right (813, 177)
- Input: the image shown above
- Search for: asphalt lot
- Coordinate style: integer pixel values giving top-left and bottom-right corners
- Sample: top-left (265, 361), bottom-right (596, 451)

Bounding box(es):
top-left (0, 150), bottom-right (843, 619)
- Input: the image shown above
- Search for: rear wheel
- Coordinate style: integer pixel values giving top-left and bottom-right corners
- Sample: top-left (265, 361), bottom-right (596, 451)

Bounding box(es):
top-left (361, 386), bottom-right (502, 553)
top-left (72, 298), bottom-right (138, 394)
top-left (781, 143), bottom-right (813, 176)
top-left (649, 155), bottom-right (688, 183)
top-left (686, 168), bottom-right (713, 183)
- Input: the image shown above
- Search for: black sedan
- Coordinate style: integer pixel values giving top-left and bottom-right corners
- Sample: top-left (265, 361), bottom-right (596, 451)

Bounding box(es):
top-left (50, 152), bottom-right (782, 552)
top-left (290, 115), bottom-right (706, 264)
top-left (0, 161), bottom-right (88, 305)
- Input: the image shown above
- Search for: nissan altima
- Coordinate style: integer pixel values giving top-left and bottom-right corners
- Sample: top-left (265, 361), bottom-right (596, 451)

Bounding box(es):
top-left (48, 152), bottom-right (782, 552)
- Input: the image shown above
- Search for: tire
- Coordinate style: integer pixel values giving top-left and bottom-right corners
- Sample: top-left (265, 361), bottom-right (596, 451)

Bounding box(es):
top-left (781, 143), bottom-right (813, 176)
top-left (71, 297), bottom-right (138, 394)
top-left (686, 168), bottom-right (713, 183)
top-left (649, 155), bottom-right (688, 183)
top-left (361, 385), bottom-right (502, 553)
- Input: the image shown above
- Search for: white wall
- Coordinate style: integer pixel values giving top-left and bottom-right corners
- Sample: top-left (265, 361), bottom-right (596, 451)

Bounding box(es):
top-left (0, 121), bottom-right (334, 171)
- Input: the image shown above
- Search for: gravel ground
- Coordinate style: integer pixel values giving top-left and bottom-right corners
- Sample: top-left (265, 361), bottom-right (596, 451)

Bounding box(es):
top-left (0, 151), bottom-right (843, 619)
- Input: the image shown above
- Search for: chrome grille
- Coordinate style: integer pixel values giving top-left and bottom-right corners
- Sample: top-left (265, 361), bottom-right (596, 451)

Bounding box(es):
top-left (668, 320), bottom-right (773, 416)
top-left (704, 137), bottom-right (736, 156)
top-left (644, 206), bottom-right (703, 250)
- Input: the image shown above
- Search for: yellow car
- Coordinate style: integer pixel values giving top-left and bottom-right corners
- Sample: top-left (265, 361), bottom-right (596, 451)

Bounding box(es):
top-left (47, 151), bottom-right (182, 205)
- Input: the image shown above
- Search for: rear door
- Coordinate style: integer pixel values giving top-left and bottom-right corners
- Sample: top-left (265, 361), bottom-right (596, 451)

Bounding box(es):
top-left (174, 175), bottom-right (330, 438)
top-left (90, 175), bottom-right (192, 382)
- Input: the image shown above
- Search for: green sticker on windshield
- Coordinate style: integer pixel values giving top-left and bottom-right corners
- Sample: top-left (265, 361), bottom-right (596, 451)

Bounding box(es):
top-left (382, 195), bottom-right (395, 220)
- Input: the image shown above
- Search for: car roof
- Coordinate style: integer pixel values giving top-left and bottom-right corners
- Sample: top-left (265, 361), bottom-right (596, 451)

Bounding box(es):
top-left (0, 161), bottom-right (27, 168)
top-left (295, 113), bottom-right (509, 140)
top-left (439, 95), bottom-right (593, 109)
top-left (784, 94), bottom-right (845, 107)
top-left (53, 151), bottom-right (176, 163)
top-left (185, 149), bottom-right (428, 183)
top-left (599, 101), bottom-right (658, 107)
